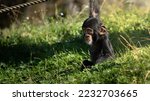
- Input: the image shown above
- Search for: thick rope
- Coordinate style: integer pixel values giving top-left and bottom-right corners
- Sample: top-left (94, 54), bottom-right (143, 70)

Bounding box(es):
top-left (0, 0), bottom-right (48, 13)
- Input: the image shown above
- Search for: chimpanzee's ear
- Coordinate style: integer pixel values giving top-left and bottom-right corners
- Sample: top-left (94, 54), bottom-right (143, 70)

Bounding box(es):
top-left (99, 25), bottom-right (107, 35)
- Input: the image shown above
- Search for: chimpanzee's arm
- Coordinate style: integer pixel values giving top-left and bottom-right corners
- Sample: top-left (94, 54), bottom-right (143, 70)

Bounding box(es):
top-left (103, 35), bottom-right (114, 57)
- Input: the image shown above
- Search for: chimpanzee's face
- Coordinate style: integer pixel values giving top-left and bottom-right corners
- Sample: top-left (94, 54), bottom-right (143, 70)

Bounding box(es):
top-left (82, 17), bottom-right (101, 45)
top-left (82, 17), bottom-right (107, 45)
top-left (82, 27), bottom-right (94, 45)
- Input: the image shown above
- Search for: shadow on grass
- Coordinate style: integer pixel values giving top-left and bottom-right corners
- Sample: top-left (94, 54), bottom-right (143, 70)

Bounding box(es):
top-left (0, 28), bottom-right (149, 66)
top-left (0, 36), bottom-right (88, 65)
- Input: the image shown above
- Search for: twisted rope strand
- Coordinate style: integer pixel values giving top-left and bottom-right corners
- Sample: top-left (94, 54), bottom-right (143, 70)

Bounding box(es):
top-left (0, 0), bottom-right (48, 13)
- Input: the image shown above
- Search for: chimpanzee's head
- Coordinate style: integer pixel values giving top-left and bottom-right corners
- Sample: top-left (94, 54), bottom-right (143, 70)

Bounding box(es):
top-left (82, 17), bottom-right (106, 45)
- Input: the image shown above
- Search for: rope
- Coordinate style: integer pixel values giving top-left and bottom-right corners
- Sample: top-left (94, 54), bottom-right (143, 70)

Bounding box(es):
top-left (0, 0), bottom-right (48, 14)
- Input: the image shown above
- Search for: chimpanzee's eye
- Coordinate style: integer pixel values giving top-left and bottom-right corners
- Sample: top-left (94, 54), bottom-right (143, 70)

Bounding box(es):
top-left (86, 28), bottom-right (93, 35)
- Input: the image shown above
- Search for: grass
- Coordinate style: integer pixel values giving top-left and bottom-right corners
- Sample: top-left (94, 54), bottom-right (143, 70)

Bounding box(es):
top-left (0, 6), bottom-right (150, 84)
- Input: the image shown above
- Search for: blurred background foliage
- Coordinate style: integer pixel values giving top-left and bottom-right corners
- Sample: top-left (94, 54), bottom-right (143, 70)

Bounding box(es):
top-left (0, 0), bottom-right (150, 28)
